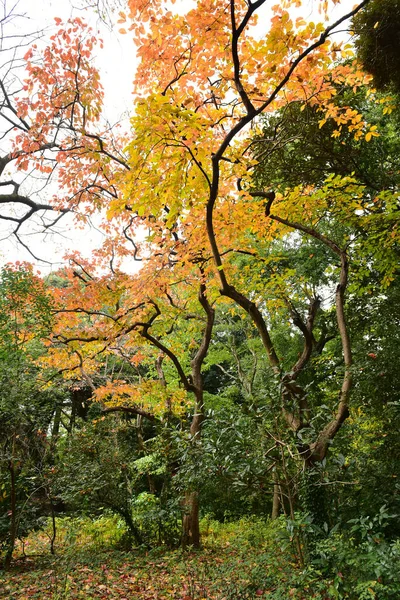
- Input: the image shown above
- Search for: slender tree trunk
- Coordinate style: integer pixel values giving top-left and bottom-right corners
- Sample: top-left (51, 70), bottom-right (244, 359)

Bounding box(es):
top-left (50, 403), bottom-right (62, 450)
top-left (136, 415), bottom-right (157, 494)
top-left (181, 490), bottom-right (200, 548)
top-left (181, 396), bottom-right (203, 548)
top-left (116, 507), bottom-right (144, 547)
top-left (181, 285), bottom-right (214, 549)
top-left (49, 496), bottom-right (57, 555)
top-left (4, 435), bottom-right (17, 570)
top-left (271, 478), bottom-right (280, 520)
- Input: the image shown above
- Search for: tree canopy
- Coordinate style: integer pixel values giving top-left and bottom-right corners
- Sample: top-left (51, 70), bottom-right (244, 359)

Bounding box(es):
top-left (0, 1), bottom-right (399, 595)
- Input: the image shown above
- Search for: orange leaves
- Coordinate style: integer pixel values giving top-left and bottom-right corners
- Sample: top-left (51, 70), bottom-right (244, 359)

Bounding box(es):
top-left (21, 18), bottom-right (104, 127)
top-left (22, 24), bottom-right (101, 117)
top-left (22, 48), bottom-right (33, 61)
top-left (119, 0), bottom-right (373, 236)
top-left (4, 16), bottom-right (128, 224)
top-left (95, 379), bottom-right (190, 417)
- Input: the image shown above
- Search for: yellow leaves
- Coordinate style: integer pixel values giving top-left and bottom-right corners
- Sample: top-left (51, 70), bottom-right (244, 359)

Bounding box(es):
top-left (382, 105), bottom-right (394, 116)
top-left (365, 125), bottom-right (379, 142)
top-left (95, 379), bottom-right (191, 418)
top-left (376, 94), bottom-right (397, 115)
top-left (295, 17), bottom-right (306, 28)
top-left (120, 92), bottom-right (216, 225)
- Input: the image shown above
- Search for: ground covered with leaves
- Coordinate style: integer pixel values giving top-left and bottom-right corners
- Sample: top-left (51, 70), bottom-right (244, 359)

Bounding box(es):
top-left (0, 517), bottom-right (338, 600)
top-left (0, 548), bottom-right (337, 600)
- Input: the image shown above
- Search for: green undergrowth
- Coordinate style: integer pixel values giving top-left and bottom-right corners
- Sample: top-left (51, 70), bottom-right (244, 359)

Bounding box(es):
top-left (0, 515), bottom-right (399, 599)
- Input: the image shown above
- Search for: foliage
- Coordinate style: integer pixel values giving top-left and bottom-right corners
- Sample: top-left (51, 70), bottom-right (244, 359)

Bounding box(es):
top-left (54, 414), bottom-right (182, 548)
top-left (312, 506), bottom-right (400, 599)
top-left (0, 517), bottom-right (337, 599)
top-left (5, 515), bottom-right (399, 599)
top-left (0, 265), bottom-right (59, 567)
top-left (176, 406), bottom-right (282, 520)
top-left (353, 0), bottom-right (400, 92)
top-left (0, 0), bottom-right (399, 594)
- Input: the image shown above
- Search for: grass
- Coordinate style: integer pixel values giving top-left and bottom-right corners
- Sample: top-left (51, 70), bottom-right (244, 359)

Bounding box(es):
top-left (0, 516), bottom-right (337, 599)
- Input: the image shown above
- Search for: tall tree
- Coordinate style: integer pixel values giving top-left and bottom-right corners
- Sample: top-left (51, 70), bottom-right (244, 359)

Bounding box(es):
top-left (45, 255), bottom-right (215, 547)
top-left (110, 0), bottom-right (383, 468)
top-left (6, 0), bottom-right (399, 548)
top-left (43, 0), bottom-right (394, 543)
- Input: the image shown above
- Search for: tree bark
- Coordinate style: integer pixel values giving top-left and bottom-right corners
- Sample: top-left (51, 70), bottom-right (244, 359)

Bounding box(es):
top-left (4, 435), bottom-right (17, 570)
top-left (271, 477), bottom-right (280, 520)
top-left (181, 490), bottom-right (200, 548)
top-left (181, 283), bottom-right (214, 548)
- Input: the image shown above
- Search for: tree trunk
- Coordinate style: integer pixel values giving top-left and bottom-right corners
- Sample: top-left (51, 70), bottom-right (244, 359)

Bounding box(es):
top-left (271, 479), bottom-right (280, 520)
top-left (49, 495), bottom-right (57, 555)
top-left (181, 288), bottom-right (214, 549)
top-left (4, 436), bottom-right (17, 570)
top-left (50, 403), bottom-right (62, 450)
top-left (116, 507), bottom-right (144, 547)
top-left (181, 412), bottom-right (202, 548)
top-left (181, 490), bottom-right (200, 548)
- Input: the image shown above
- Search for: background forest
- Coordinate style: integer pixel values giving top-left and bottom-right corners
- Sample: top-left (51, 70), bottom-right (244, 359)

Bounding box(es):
top-left (0, 0), bottom-right (399, 598)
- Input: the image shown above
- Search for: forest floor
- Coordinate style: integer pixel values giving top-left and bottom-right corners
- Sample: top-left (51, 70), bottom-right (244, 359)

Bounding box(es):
top-left (0, 517), bottom-right (336, 599)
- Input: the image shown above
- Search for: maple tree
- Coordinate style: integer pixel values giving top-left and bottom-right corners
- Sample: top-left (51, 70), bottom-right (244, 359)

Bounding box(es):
top-left (44, 252), bottom-right (217, 546)
top-left (111, 0), bottom-right (399, 543)
top-left (106, 2), bottom-right (379, 462)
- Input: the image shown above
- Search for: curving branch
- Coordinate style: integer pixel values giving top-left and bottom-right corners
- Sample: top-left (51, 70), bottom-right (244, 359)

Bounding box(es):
top-left (206, 0), bottom-right (371, 285)
top-left (189, 277), bottom-right (215, 435)
top-left (102, 405), bottom-right (156, 421)
top-left (263, 194), bottom-right (352, 463)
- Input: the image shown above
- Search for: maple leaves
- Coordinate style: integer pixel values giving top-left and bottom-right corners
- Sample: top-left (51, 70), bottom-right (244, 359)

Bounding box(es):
top-left (44, 248), bottom-right (214, 426)
top-left (110, 0), bottom-right (384, 468)
top-left (3, 0), bottom-right (383, 470)
top-left (0, 16), bottom-right (128, 251)
top-left (42, 0), bottom-right (379, 467)
top-left (112, 0), bottom-right (374, 290)
top-left (11, 18), bottom-right (105, 183)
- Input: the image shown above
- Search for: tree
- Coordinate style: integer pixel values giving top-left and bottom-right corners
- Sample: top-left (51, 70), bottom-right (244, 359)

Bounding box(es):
top-left (249, 84), bottom-right (399, 529)
top-left (353, 0), bottom-right (400, 92)
top-left (5, 0), bottom-right (398, 551)
top-left (0, 10), bottom-right (127, 259)
top-left (111, 0), bottom-right (380, 467)
top-left (40, 0), bottom-right (393, 546)
top-left (0, 264), bottom-right (56, 568)
top-left (45, 255), bottom-right (215, 547)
